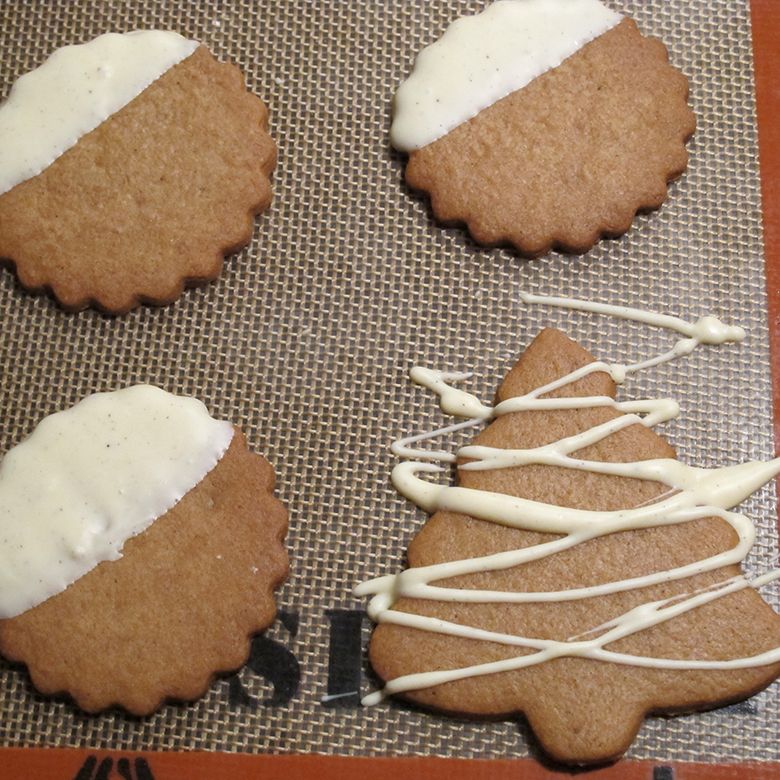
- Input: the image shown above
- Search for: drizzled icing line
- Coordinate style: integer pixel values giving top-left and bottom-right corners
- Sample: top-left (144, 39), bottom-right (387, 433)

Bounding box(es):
top-left (355, 293), bottom-right (780, 706)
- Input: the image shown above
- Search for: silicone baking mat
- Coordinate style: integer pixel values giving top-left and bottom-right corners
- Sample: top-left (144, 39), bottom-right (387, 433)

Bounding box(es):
top-left (0, 0), bottom-right (776, 769)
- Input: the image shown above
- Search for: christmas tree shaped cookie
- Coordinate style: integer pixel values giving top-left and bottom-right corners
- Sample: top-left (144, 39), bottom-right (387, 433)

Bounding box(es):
top-left (358, 325), bottom-right (780, 764)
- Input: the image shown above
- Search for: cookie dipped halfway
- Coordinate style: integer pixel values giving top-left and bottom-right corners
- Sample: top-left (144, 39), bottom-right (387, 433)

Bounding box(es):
top-left (0, 32), bottom-right (276, 313)
top-left (0, 386), bottom-right (288, 714)
top-left (392, 1), bottom-right (695, 255)
top-left (357, 322), bottom-right (780, 765)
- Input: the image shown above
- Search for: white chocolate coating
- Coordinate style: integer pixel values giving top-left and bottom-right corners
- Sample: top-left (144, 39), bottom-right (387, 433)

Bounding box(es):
top-left (390, 0), bottom-right (622, 151)
top-left (356, 294), bottom-right (780, 705)
top-left (0, 31), bottom-right (198, 197)
top-left (0, 385), bottom-right (233, 618)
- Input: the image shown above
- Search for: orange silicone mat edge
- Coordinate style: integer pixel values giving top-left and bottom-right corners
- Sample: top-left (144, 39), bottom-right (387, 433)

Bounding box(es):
top-left (0, 0), bottom-right (778, 776)
top-left (3, 748), bottom-right (780, 780)
top-left (753, 0), bottom-right (780, 457)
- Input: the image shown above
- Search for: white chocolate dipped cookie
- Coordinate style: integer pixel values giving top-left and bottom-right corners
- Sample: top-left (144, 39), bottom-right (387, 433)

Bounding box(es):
top-left (0, 386), bottom-right (288, 715)
top-left (0, 31), bottom-right (276, 312)
top-left (357, 295), bottom-right (780, 765)
top-left (392, 1), bottom-right (695, 255)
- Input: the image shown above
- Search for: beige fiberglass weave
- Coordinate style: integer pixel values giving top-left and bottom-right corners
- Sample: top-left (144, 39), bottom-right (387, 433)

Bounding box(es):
top-left (0, 0), bottom-right (776, 764)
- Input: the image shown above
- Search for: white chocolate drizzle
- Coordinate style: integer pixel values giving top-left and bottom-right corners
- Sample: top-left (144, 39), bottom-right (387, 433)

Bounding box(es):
top-left (0, 31), bottom-right (198, 197)
top-left (0, 385), bottom-right (233, 618)
top-left (355, 293), bottom-right (780, 706)
top-left (390, 0), bottom-right (622, 152)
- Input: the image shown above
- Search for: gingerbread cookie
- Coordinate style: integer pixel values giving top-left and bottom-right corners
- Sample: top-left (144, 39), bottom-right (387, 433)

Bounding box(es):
top-left (0, 31), bottom-right (276, 313)
top-left (391, 1), bottom-right (695, 255)
top-left (0, 386), bottom-right (288, 714)
top-left (357, 296), bottom-right (780, 765)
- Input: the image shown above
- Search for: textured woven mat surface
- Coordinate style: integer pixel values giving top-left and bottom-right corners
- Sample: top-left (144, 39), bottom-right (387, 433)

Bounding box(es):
top-left (0, 0), bottom-right (776, 763)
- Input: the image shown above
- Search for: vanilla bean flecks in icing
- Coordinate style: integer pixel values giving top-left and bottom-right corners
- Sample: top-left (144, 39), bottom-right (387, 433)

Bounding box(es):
top-left (355, 293), bottom-right (780, 706)
top-left (390, 0), bottom-right (622, 152)
top-left (0, 385), bottom-right (233, 618)
top-left (0, 31), bottom-right (198, 197)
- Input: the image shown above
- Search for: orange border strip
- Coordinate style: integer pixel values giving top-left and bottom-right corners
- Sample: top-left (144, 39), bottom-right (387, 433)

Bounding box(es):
top-left (753, 0), bottom-right (780, 451)
top-left (1, 2), bottom-right (780, 779)
top-left (1, 748), bottom-right (780, 780)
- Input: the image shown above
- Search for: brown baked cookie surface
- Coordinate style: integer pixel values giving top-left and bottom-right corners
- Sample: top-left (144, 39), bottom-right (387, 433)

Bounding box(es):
top-left (368, 329), bottom-right (780, 765)
top-left (0, 429), bottom-right (288, 715)
top-left (0, 46), bottom-right (276, 313)
top-left (405, 19), bottom-right (695, 255)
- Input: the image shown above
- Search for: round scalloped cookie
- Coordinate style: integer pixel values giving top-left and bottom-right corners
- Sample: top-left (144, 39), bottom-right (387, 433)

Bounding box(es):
top-left (0, 42), bottom-right (276, 313)
top-left (395, 11), bottom-right (695, 256)
top-left (0, 428), bottom-right (288, 715)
